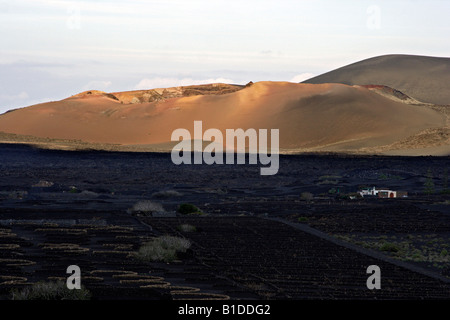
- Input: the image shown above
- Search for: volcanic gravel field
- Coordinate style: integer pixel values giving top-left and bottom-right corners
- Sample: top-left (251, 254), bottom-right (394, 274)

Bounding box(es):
top-left (0, 144), bottom-right (449, 300)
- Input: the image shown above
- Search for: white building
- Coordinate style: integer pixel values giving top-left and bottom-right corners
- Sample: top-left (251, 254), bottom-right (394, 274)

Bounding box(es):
top-left (359, 187), bottom-right (406, 198)
top-left (359, 186), bottom-right (378, 197)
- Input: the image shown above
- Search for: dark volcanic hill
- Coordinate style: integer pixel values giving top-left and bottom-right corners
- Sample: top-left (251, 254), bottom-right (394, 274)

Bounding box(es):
top-left (303, 54), bottom-right (450, 105)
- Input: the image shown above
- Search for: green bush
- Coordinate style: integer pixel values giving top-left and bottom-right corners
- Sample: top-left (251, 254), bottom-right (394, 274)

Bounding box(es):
top-left (11, 281), bottom-right (91, 300)
top-left (134, 236), bottom-right (191, 263)
top-left (380, 242), bottom-right (400, 253)
top-left (69, 186), bottom-right (80, 194)
top-left (177, 203), bottom-right (202, 215)
top-left (328, 188), bottom-right (337, 194)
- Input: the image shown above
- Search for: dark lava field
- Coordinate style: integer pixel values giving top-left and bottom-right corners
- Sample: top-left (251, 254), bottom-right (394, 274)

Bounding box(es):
top-left (0, 144), bottom-right (449, 300)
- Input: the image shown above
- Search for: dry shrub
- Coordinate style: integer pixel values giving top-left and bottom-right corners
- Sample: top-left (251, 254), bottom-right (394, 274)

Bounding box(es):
top-left (134, 236), bottom-right (191, 263)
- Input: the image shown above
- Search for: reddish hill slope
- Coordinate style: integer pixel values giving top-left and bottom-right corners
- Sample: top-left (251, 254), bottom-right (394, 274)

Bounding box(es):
top-left (0, 81), bottom-right (446, 154)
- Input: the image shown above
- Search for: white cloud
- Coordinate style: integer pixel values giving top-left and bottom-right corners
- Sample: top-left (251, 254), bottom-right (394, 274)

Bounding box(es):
top-left (290, 73), bottom-right (316, 83)
top-left (134, 77), bottom-right (236, 90)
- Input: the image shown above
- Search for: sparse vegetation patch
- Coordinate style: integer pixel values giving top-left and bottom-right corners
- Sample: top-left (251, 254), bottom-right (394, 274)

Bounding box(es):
top-left (177, 224), bottom-right (197, 233)
top-left (129, 200), bottom-right (164, 214)
top-left (133, 236), bottom-right (191, 263)
top-left (10, 281), bottom-right (91, 300)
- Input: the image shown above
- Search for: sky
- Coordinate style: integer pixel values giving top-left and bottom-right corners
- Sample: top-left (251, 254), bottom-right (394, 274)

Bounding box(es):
top-left (0, 0), bottom-right (449, 114)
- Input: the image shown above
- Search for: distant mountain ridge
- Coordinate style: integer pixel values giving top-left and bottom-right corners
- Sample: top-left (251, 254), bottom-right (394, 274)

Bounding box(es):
top-left (303, 54), bottom-right (450, 105)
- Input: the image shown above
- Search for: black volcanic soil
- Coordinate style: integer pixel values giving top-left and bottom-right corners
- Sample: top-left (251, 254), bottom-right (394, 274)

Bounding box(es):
top-left (0, 144), bottom-right (449, 300)
top-left (145, 216), bottom-right (450, 299)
